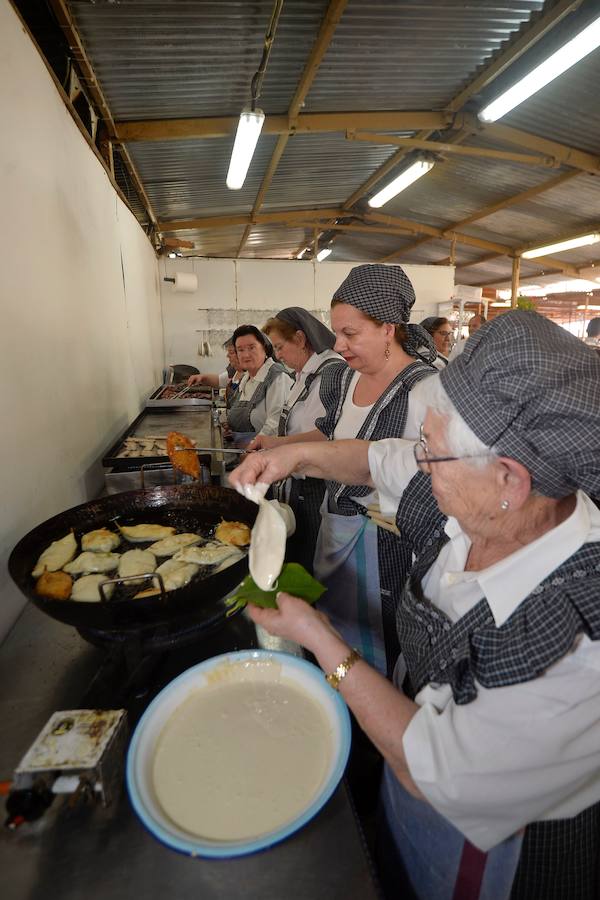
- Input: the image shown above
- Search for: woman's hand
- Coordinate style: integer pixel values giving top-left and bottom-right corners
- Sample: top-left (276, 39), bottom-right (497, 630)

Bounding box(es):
top-left (229, 444), bottom-right (304, 489)
top-left (248, 593), bottom-right (339, 654)
top-left (246, 434), bottom-right (281, 452)
top-left (187, 373), bottom-right (205, 386)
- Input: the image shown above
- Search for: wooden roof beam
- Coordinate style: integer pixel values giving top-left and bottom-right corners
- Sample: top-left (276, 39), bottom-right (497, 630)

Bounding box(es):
top-left (381, 171), bottom-right (581, 262)
top-left (365, 211), bottom-right (580, 276)
top-left (347, 132), bottom-right (558, 168)
top-left (445, 0), bottom-right (584, 113)
top-left (158, 209), bottom-right (345, 232)
top-left (237, 0), bottom-right (350, 258)
top-left (339, 1), bottom-right (582, 216)
top-left (47, 0), bottom-right (158, 230)
top-left (485, 124), bottom-right (600, 176)
top-left (115, 110), bottom-right (449, 143)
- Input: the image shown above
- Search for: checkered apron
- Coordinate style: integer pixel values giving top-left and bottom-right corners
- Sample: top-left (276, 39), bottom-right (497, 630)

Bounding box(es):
top-left (313, 360), bottom-right (433, 676)
top-left (380, 534), bottom-right (600, 900)
top-left (269, 358), bottom-right (342, 573)
top-left (227, 362), bottom-right (289, 435)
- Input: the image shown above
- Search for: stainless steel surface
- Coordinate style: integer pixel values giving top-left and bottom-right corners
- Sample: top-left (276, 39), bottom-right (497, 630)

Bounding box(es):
top-left (105, 408), bottom-right (224, 477)
top-left (0, 605), bottom-right (379, 900)
top-left (104, 464), bottom-right (211, 495)
top-left (145, 385), bottom-right (213, 408)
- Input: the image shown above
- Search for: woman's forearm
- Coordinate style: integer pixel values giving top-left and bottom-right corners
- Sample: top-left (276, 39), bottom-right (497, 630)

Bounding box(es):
top-left (294, 439), bottom-right (374, 486)
top-left (276, 429), bottom-right (327, 445)
top-left (249, 598), bottom-right (420, 795)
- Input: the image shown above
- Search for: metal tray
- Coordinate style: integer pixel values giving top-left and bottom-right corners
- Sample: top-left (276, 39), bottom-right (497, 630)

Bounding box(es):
top-left (145, 384), bottom-right (213, 408)
top-left (102, 408), bottom-right (218, 470)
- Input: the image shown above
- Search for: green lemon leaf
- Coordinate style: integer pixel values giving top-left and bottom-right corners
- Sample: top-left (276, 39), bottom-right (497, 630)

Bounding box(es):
top-left (225, 563), bottom-right (326, 615)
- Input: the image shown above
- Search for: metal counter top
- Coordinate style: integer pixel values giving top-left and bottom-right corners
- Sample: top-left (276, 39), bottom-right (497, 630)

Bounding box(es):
top-left (0, 605), bottom-right (380, 900)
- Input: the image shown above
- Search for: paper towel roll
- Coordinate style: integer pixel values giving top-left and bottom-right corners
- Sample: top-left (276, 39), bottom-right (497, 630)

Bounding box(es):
top-left (172, 272), bottom-right (198, 293)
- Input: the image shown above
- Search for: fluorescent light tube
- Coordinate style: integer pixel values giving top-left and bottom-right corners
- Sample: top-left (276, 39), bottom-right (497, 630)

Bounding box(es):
top-left (577, 304), bottom-right (600, 310)
top-left (368, 160), bottom-right (434, 208)
top-left (479, 14), bottom-right (600, 123)
top-left (522, 233), bottom-right (600, 259)
top-left (316, 248), bottom-right (332, 262)
top-left (226, 108), bottom-right (265, 190)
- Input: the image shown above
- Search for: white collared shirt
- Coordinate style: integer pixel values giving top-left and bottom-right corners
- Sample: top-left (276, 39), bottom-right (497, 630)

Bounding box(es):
top-left (285, 349), bottom-right (341, 435)
top-left (402, 491), bottom-right (600, 852)
top-left (236, 358), bottom-right (291, 436)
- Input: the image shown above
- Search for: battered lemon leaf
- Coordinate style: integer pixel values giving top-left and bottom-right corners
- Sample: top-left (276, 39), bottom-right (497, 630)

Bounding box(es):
top-left (225, 563), bottom-right (326, 615)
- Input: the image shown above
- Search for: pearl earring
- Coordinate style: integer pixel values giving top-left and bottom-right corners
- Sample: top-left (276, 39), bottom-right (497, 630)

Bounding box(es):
top-left (500, 499), bottom-right (510, 510)
top-left (384, 342), bottom-right (391, 360)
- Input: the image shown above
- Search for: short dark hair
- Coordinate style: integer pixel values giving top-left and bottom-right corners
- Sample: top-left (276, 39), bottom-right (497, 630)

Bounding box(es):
top-left (587, 317), bottom-right (600, 338)
top-left (420, 316), bottom-right (449, 335)
top-left (232, 324), bottom-right (274, 358)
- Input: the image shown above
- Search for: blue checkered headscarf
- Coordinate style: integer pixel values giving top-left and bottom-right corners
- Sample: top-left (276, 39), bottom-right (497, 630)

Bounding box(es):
top-left (441, 310), bottom-right (600, 498)
top-left (332, 264), bottom-right (437, 363)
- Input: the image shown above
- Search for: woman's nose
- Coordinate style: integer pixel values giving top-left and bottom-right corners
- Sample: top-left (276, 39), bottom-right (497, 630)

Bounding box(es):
top-left (334, 335), bottom-right (345, 353)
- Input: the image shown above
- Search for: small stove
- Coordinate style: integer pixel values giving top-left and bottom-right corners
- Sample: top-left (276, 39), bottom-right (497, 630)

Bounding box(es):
top-left (4, 608), bottom-right (259, 829)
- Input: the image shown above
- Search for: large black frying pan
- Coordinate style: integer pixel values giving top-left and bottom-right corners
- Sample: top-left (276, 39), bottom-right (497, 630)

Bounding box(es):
top-left (8, 485), bottom-right (257, 634)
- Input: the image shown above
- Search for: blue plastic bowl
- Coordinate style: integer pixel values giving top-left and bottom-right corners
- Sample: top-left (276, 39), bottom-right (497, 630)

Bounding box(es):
top-left (127, 649), bottom-right (351, 857)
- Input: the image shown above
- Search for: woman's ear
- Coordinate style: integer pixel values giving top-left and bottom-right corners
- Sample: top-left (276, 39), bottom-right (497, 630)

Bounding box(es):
top-left (382, 322), bottom-right (396, 342)
top-left (293, 330), bottom-right (307, 349)
top-left (496, 457), bottom-right (532, 510)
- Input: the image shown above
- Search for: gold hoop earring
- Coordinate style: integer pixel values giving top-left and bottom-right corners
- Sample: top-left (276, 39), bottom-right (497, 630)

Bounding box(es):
top-left (384, 342), bottom-right (391, 360)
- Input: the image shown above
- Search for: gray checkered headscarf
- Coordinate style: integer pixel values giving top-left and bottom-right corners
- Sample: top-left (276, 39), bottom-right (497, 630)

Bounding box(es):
top-left (332, 264), bottom-right (437, 363)
top-left (441, 310), bottom-right (600, 498)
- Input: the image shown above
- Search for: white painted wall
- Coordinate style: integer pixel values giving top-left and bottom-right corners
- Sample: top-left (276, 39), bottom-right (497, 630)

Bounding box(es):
top-left (0, 2), bottom-right (163, 640)
top-left (160, 257), bottom-right (455, 375)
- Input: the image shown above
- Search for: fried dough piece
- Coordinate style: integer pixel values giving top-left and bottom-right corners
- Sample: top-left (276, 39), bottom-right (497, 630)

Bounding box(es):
top-left (166, 431), bottom-right (200, 480)
top-left (64, 552), bottom-right (120, 575)
top-left (71, 574), bottom-right (115, 603)
top-left (214, 520), bottom-right (251, 547)
top-left (117, 523), bottom-right (176, 543)
top-left (35, 570), bottom-right (73, 600)
top-left (174, 542), bottom-right (244, 566)
top-left (82, 528), bottom-right (121, 553)
top-left (32, 532), bottom-right (77, 578)
top-left (148, 533), bottom-right (202, 557)
top-left (155, 558), bottom-right (200, 591)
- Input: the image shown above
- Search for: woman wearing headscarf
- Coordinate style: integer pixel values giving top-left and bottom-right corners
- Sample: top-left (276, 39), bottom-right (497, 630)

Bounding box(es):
top-left (231, 311), bottom-right (600, 900)
top-left (272, 265), bottom-right (436, 677)
top-left (246, 308), bottom-right (342, 570)
top-left (226, 325), bottom-right (292, 444)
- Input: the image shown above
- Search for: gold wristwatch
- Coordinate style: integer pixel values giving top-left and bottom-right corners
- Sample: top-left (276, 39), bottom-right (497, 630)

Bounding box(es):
top-left (325, 648), bottom-right (361, 690)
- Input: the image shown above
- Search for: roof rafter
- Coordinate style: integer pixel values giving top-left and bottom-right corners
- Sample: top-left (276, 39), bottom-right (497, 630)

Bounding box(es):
top-left (340, 0), bottom-right (583, 216)
top-left (384, 170), bottom-right (580, 264)
top-left (236, 0), bottom-right (350, 257)
top-left (47, 0), bottom-right (158, 230)
top-left (346, 132), bottom-right (558, 168)
top-left (114, 110), bottom-right (448, 142)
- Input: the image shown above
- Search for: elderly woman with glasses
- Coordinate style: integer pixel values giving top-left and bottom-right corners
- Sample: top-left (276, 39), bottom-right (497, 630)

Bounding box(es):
top-left (420, 316), bottom-right (454, 368)
top-left (230, 311), bottom-right (600, 900)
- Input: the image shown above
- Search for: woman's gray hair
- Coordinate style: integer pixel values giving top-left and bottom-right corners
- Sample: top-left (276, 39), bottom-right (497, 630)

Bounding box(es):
top-left (412, 374), bottom-right (497, 468)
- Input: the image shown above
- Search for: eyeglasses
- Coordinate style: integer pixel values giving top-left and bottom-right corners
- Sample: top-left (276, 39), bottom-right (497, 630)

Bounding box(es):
top-left (413, 424), bottom-right (492, 474)
top-left (435, 330), bottom-right (453, 338)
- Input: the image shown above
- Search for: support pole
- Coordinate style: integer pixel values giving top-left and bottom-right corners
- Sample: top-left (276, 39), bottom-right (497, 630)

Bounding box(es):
top-left (511, 257), bottom-right (521, 308)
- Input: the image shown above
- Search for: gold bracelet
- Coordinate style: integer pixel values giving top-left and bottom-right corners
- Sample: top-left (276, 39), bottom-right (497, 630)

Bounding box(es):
top-left (325, 648), bottom-right (361, 691)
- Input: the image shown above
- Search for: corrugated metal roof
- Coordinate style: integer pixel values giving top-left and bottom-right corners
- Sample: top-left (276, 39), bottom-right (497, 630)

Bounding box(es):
top-left (263, 132), bottom-right (402, 210)
top-left (304, 0), bottom-right (545, 111)
top-left (125, 134), bottom-right (280, 219)
top-left (69, 0), bottom-right (329, 120)
top-left (168, 225), bottom-right (247, 257)
top-left (33, 0), bottom-right (599, 283)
